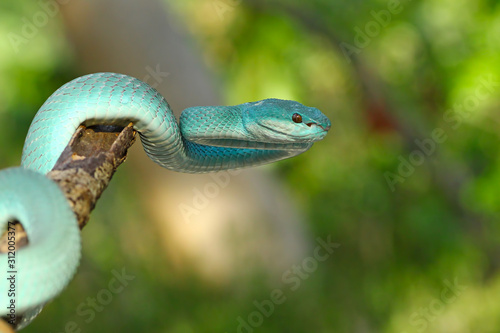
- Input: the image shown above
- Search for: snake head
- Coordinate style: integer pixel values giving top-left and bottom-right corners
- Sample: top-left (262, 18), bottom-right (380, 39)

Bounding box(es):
top-left (242, 98), bottom-right (331, 143)
top-left (180, 98), bottom-right (330, 150)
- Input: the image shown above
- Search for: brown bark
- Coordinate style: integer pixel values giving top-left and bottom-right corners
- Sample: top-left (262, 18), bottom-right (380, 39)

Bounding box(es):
top-left (0, 124), bottom-right (136, 330)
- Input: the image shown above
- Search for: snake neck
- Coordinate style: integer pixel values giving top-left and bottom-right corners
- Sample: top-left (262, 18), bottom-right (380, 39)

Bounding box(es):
top-left (179, 105), bottom-right (252, 145)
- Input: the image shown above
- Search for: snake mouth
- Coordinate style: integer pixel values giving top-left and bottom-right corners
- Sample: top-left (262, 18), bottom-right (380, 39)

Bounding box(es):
top-left (259, 122), bottom-right (329, 141)
top-left (306, 122), bottom-right (330, 131)
top-left (188, 137), bottom-right (311, 150)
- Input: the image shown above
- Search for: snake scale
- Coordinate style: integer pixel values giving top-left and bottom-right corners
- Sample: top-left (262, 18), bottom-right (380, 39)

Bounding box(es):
top-left (0, 72), bottom-right (330, 329)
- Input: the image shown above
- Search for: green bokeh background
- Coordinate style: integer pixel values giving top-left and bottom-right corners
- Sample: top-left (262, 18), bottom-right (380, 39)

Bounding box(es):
top-left (1, 0), bottom-right (500, 332)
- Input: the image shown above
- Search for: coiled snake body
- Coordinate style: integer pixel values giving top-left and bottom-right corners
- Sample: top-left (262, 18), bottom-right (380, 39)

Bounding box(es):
top-left (0, 73), bottom-right (330, 328)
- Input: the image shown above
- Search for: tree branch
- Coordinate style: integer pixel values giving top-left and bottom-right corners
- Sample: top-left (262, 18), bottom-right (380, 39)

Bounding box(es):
top-left (0, 124), bottom-right (137, 330)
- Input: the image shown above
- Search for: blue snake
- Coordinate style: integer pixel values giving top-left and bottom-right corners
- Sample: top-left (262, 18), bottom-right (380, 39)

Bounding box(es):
top-left (0, 73), bottom-right (330, 328)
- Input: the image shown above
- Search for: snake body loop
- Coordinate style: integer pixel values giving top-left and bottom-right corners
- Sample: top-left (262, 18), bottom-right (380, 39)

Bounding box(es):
top-left (0, 73), bottom-right (330, 327)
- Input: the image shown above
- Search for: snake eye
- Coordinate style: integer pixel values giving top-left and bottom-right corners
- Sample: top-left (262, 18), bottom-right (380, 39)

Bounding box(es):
top-left (292, 113), bottom-right (302, 123)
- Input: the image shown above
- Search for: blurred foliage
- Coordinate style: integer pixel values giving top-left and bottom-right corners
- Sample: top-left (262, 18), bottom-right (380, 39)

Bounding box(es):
top-left (1, 0), bottom-right (500, 332)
